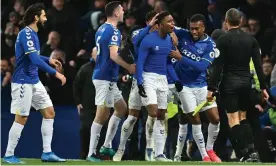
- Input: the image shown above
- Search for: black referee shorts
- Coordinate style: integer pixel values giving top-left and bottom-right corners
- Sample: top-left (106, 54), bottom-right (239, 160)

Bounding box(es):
top-left (219, 78), bottom-right (259, 113)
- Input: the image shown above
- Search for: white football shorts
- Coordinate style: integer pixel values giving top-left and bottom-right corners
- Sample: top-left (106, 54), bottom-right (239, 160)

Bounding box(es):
top-left (179, 86), bottom-right (217, 114)
top-left (93, 80), bottom-right (123, 108)
top-left (11, 81), bottom-right (53, 116)
top-left (141, 72), bottom-right (169, 109)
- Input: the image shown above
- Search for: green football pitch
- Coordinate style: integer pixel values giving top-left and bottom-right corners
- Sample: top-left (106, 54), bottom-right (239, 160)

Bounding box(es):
top-left (1, 159), bottom-right (276, 165)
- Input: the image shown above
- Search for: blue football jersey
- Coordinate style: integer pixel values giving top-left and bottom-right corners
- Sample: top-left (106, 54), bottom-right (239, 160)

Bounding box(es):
top-left (92, 23), bottom-right (122, 81)
top-left (12, 26), bottom-right (41, 84)
top-left (174, 26), bottom-right (218, 88)
top-left (137, 31), bottom-right (174, 85)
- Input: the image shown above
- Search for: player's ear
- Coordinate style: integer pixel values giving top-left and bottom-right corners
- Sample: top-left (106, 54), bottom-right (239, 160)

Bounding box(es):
top-left (35, 15), bottom-right (39, 22)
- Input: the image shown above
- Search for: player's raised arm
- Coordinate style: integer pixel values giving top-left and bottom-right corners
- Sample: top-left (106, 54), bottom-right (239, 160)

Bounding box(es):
top-left (132, 13), bottom-right (159, 47)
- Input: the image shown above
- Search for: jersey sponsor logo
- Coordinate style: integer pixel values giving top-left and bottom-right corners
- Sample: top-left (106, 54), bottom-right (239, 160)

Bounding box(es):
top-left (181, 49), bottom-right (201, 61)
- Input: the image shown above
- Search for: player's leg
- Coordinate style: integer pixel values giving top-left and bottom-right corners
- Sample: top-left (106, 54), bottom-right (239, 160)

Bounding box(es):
top-left (3, 83), bottom-right (32, 164)
top-left (239, 110), bottom-right (259, 162)
top-left (198, 86), bottom-right (221, 162)
top-left (113, 79), bottom-right (141, 161)
top-left (202, 107), bottom-right (221, 161)
top-left (87, 80), bottom-right (112, 161)
top-left (99, 82), bottom-right (126, 158)
top-left (179, 86), bottom-right (211, 162)
top-left (222, 92), bottom-right (249, 161)
top-left (153, 76), bottom-right (171, 161)
top-left (174, 110), bottom-right (188, 161)
top-left (31, 82), bottom-right (65, 162)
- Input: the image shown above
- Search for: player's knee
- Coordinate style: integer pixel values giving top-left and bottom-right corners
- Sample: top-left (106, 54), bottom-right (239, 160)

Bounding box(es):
top-left (15, 115), bottom-right (28, 125)
top-left (188, 113), bottom-right (201, 125)
top-left (157, 109), bottom-right (166, 120)
top-left (41, 107), bottom-right (55, 119)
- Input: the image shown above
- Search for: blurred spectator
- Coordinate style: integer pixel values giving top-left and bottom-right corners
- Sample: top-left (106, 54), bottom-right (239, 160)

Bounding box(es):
top-left (1, 58), bottom-right (12, 89)
top-left (240, 11), bottom-right (248, 27)
top-left (263, 60), bottom-right (273, 86)
top-left (241, 25), bottom-right (250, 33)
top-left (206, 1), bottom-right (222, 33)
top-left (248, 17), bottom-right (265, 55)
top-left (239, 0), bottom-right (272, 29)
top-left (1, 58), bottom-right (12, 113)
top-left (13, 0), bottom-right (25, 27)
top-left (41, 31), bottom-right (61, 57)
top-left (154, 0), bottom-right (168, 13)
top-left (41, 49), bottom-right (75, 105)
top-left (4, 11), bottom-right (20, 50)
top-left (46, 0), bottom-right (79, 62)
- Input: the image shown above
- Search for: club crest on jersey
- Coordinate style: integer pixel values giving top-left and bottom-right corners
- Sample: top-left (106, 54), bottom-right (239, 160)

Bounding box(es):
top-left (197, 48), bottom-right (204, 54)
top-left (155, 46), bottom-right (159, 50)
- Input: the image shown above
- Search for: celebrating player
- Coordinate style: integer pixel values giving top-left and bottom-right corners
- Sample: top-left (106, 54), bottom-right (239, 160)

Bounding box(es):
top-left (87, 1), bottom-right (135, 162)
top-left (136, 11), bottom-right (176, 161)
top-left (3, 3), bottom-right (66, 164)
top-left (170, 14), bottom-right (221, 162)
top-left (112, 10), bottom-right (159, 162)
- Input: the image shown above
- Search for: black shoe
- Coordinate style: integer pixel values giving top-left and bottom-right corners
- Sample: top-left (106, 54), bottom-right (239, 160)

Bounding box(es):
top-left (240, 152), bottom-right (260, 163)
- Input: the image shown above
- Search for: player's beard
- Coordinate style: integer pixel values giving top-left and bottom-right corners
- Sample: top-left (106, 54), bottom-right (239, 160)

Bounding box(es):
top-left (37, 19), bottom-right (45, 30)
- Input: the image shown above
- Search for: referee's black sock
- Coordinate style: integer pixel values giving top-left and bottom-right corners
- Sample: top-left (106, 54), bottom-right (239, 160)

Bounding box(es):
top-left (240, 119), bottom-right (255, 154)
top-left (231, 124), bottom-right (248, 157)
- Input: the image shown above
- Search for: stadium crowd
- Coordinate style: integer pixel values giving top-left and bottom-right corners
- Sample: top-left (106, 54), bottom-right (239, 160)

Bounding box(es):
top-left (1, 0), bottom-right (276, 163)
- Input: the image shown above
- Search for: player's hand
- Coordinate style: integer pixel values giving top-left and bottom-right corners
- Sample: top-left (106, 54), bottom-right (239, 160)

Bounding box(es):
top-left (262, 89), bottom-right (269, 101)
top-left (207, 90), bottom-right (214, 102)
top-left (77, 104), bottom-right (83, 115)
top-left (55, 72), bottom-right (66, 86)
top-left (169, 49), bottom-right (182, 60)
top-left (175, 80), bottom-right (183, 92)
top-left (170, 32), bottom-right (178, 47)
top-left (148, 13), bottom-right (159, 27)
top-left (127, 64), bottom-right (136, 74)
top-left (122, 75), bottom-right (132, 82)
top-left (77, 49), bottom-right (86, 57)
top-left (49, 59), bottom-right (62, 69)
top-left (138, 84), bottom-right (147, 98)
top-left (255, 104), bottom-right (264, 112)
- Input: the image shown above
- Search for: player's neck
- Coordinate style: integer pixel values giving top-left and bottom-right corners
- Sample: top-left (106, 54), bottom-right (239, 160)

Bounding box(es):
top-left (28, 23), bottom-right (38, 32)
top-left (157, 29), bottom-right (167, 38)
top-left (227, 25), bottom-right (239, 31)
top-left (106, 18), bottom-right (118, 28)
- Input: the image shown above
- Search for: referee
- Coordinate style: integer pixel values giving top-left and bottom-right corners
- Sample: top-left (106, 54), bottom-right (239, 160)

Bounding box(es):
top-left (208, 8), bottom-right (269, 162)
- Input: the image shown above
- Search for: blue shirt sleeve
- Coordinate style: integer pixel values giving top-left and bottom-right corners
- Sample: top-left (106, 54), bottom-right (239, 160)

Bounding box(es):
top-left (40, 56), bottom-right (50, 63)
top-left (137, 36), bottom-right (151, 85)
top-left (132, 26), bottom-right (151, 47)
top-left (174, 26), bottom-right (190, 39)
top-left (179, 43), bottom-right (217, 72)
top-left (108, 28), bottom-right (121, 47)
top-left (20, 31), bottom-right (56, 75)
top-left (167, 57), bottom-right (179, 82)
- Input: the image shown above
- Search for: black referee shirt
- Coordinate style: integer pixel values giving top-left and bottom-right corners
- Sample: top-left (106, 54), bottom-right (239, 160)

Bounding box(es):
top-left (209, 28), bottom-right (266, 91)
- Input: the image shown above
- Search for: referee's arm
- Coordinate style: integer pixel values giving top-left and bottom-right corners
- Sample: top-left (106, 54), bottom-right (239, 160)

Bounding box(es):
top-left (208, 37), bottom-right (226, 92)
top-left (251, 38), bottom-right (266, 90)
